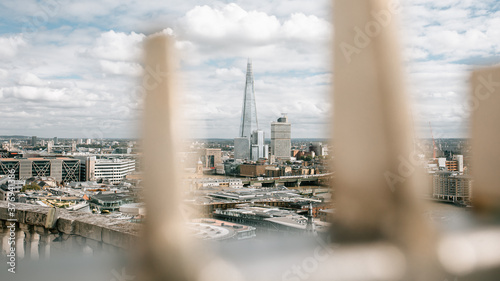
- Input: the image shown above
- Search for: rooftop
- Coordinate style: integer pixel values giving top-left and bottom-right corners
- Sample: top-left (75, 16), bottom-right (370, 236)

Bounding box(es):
top-left (91, 192), bottom-right (133, 202)
top-left (0, 157), bottom-right (75, 161)
top-left (188, 218), bottom-right (255, 241)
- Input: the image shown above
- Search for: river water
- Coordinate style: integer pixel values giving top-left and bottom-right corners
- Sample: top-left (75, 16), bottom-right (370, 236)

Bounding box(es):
top-left (423, 201), bottom-right (475, 232)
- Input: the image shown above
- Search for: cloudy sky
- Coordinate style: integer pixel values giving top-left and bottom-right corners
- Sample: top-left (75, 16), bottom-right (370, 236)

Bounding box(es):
top-left (0, 0), bottom-right (499, 139)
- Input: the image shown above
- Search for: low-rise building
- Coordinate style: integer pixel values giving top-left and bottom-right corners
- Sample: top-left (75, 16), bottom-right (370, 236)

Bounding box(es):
top-left (239, 164), bottom-right (270, 177)
top-left (213, 205), bottom-right (329, 235)
top-left (197, 178), bottom-right (243, 189)
top-left (94, 158), bottom-right (135, 184)
top-left (188, 219), bottom-right (256, 241)
top-left (0, 157), bottom-right (80, 182)
top-left (0, 176), bottom-right (24, 201)
top-left (203, 148), bottom-right (222, 169)
top-left (265, 166), bottom-right (280, 177)
top-left (89, 192), bottom-right (134, 213)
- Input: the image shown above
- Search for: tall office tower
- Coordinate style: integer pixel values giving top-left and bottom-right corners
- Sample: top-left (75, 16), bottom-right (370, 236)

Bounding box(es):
top-left (271, 114), bottom-right (291, 160)
top-left (240, 59), bottom-right (258, 138)
top-left (235, 59), bottom-right (259, 160)
top-left (234, 137), bottom-right (250, 160)
top-left (53, 137), bottom-right (58, 144)
top-left (47, 141), bottom-right (53, 153)
top-left (31, 136), bottom-right (37, 146)
top-left (453, 155), bottom-right (464, 173)
top-left (250, 130), bottom-right (268, 161)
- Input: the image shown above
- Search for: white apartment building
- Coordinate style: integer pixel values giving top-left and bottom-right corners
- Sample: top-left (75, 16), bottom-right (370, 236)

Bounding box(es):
top-left (94, 158), bottom-right (135, 184)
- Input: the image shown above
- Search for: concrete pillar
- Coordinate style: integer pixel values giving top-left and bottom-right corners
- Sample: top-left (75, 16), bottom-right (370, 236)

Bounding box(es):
top-left (332, 0), bottom-right (436, 279)
top-left (0, 221), bottom-right (7, 255)
top-left (38, 233), bottom-right (51, 259)
top-left (15, 227), bottom-right (25, 259)
top-left (142, 34), bottom-right (197, 281)
top-left (29, 231), bottom-right (40, 260)
top-left (19, 224), bottom-right (30, 258)
top-left (35, 226), bottom-right (51, 259)
top-left (470, 67), bottom-right (500, 215)
top-left (332, 0), bottom-right (432, 238)
top-left (20, 224), bottom-right (39, 260)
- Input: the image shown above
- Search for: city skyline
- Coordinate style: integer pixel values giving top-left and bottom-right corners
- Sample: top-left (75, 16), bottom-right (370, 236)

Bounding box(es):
top-left (0, 1), bottom-right (499, 138)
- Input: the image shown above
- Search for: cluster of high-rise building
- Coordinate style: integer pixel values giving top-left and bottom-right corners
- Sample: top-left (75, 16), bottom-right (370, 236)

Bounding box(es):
top-left (233, 60), bottom-right (291, 161)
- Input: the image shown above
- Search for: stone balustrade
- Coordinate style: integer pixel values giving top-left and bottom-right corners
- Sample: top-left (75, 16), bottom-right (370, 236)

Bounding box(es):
top-left (0, 201), bottom-right (140, 260)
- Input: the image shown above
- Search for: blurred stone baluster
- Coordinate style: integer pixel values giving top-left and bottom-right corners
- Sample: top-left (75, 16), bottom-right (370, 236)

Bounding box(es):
top-left (140, 33), bottom-right (196, 281)
top-left (0, 221), bottom-right (7, 255)
top-left (36, 227), bottom-right (51, 259)
top-left (0, 222), bottom-right (4, 250)
top-left (29, 230), bottom-right (40, 260)
top-left (332, 0), bottom-right (437, 279)
top-left (470, 67), bottom-right (500, 216)
top-left (21, 223), bottom-right (39, 259)
top-left (15, 227), bottom-right (25, 259)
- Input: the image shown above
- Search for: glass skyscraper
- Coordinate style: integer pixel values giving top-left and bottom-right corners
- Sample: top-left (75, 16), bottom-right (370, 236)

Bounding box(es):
top-left (239, 59), bottom-right (258, 138)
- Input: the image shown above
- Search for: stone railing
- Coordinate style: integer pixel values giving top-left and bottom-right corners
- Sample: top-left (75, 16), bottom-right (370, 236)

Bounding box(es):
top-left (0, 201), bottom-right (140, 259)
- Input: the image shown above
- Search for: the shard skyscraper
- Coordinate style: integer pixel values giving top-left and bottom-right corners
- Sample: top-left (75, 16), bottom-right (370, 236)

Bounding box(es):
top-left (239, 59), bottom-right (258, 138)
top-left (234, 60), bottom-right (268, 161)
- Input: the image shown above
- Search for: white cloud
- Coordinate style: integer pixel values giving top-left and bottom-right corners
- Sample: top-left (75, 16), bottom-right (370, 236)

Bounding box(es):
top-left (2, 86), bottom-right (92, 105)
top-left (100, 60), bottom-right (143, 77)
top-left (0, 68), bottom-right (8, 80)
top-left (282, 13), bottom-right (330, 42)
top-left (0, 35), bottom-right (25, 59)
top-left (402, 1), bottom-right (500, 62)
top-left (182, 4), bottom-right (281, 42)
top-left (179, 4), bottom-right (331, 49)
top-left (18, 73), bottom-right (47, 87)
top-left (85, 30), bottom-right (145, 62)
top-left (214, 67), bottom-right (244, 79)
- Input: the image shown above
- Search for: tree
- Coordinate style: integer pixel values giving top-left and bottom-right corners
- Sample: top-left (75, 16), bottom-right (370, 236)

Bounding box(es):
top-left (21, 182), bottom-right (41, 192)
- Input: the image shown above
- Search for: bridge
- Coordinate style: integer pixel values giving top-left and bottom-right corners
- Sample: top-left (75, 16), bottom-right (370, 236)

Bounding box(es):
top-left (240, 173), bottom-right (333, 187)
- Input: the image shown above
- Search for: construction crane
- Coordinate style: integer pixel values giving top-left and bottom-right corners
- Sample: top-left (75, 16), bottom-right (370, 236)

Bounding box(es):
top-left (429, 122), bottom-right (437, 159)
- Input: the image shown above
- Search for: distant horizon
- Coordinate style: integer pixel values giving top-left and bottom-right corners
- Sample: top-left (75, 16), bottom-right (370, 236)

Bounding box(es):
top-left (0, 135), bottom-right (471, 141)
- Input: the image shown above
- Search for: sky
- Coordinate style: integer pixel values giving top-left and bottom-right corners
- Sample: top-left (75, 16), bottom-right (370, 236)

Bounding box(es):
top-left (0, 0), bottom-right (499, 139)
